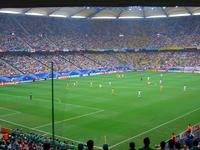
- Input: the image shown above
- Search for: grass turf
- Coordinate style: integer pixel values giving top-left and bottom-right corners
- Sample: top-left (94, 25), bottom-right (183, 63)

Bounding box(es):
top-left (0, 72), bottom-right (200, 149)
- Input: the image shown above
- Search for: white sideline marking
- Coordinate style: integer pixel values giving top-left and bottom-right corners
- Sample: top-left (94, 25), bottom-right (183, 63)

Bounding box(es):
top-left (109, 106), bottom-right (200, 149)
top-left (0, 118), bottom-right (102, 149)
top-left (35, 109), bottom-right (104, 129)
top-left (42, 133), bottom-right (48, 136)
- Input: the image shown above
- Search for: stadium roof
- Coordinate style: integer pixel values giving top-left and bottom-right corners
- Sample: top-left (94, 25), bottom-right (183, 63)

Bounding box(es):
top-left (0, 7), bottom-right (200, 19)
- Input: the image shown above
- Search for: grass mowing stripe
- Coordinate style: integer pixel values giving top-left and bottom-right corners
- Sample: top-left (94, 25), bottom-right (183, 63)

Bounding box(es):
top-left (34, 109), bottom-right (104, 129)
top-left (109, 106), bottom-right (200, 149)
top-left (0, 118), bottom-right (102, 149)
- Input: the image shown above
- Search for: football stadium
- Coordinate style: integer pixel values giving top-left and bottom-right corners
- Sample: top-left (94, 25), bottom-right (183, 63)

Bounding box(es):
top-left (0, 6), bottom-right (200, 150)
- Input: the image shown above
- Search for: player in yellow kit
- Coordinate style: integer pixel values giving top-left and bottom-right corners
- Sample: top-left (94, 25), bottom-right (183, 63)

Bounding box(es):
top-left (90, 81), bottom-right (93, 87)
top-left (160, 85), bottom-right (163, 92)
top-left (111, 88), bottom-right (115, 95)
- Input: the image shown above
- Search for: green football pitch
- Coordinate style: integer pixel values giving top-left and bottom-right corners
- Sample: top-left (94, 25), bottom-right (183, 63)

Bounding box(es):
top-left (0, 72), bottom-right (200, 149)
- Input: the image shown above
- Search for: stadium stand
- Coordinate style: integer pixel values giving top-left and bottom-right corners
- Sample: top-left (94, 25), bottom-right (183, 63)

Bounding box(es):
top-left (0, 14), bottom-right (200, 51)
top-left (1, 11), bottom-right (200, 150)
top-left (0, 123), bottom-right (200, 150)
top-left (0, 60), bottom-right (21, 77)
top-left (115, 51), bottom-right (200, 68)
top-left (0, 14), bottom-right (200, 78)
top-left (1, 51), bottom-right (200, 77)
top-left (1, 54), bottom-right (50, 74)
top-left (0, 128), bottom-right (77, 150)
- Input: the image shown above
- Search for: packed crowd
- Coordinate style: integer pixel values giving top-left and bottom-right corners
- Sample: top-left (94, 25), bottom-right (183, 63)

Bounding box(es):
top-left (0, 52), bottom-right (112, 75)
top-left (0, 128), bottom-right (76, 150)
top-left (0, 13), bottom-right (200, 77)
top-left (85, 53), bottom-right (122, 68)
top-left (0, 60), bottom-right (20, 77)
top-left (1, 54), bottom-right (50, 74)
top-left (0, 34), bottom-right (29, 52)
top-left (0, 51), bottom-right (200, 77)
top-left (0, 14), bottom-right (200, 51)
top-left (0, 124), bottom-right (200, 150)
top-left (116, 51), bottom-right (200, 68)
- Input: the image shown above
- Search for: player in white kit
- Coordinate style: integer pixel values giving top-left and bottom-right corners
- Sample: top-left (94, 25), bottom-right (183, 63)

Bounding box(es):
top-left (183, 85), bottom-right (187, 91)
top-left (160, 80), bottom-right (162, 85)
top-left (138, 90), bottom-right (142, 97)
top-left (99, 84), bottom-right (102, 88)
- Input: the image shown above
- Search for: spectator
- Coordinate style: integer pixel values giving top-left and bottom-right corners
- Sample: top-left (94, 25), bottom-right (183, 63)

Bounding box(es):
top-left (129, 142), bottom-right (136, 150)
top-left (190, 140), bottom-right (199, 150)
top-left (172, 133), bottom-right (177, 142)
top-left (102, 144), bottom-right (109, 150)
top-left (139, 137), bottom-right (154, 150)
top-left (168, 139), bottom-right (175, 150)
top-left (87, 139), bottom-right (94, 150)
top-left (160, 141), bottom-right (166, 150)
top-left (43, 138), bottom-right (50, 150)
top-left (78, 143), bottom-right (84, 150)
top-left (175, 142), bottom-right (182, 150)
top-left (185, 131), bottom-right (194, 148)
top-left (187, 124), bottom-right (193, 132)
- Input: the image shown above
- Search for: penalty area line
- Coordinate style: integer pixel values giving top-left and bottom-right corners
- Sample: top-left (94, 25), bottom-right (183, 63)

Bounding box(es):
top-left (0, 107), bottom-right (21, 113)
top-left (109, 106), bottom-right (200, 149)
top-left (0, 112), bottom-right (20, 118)
top-left (34, 109), bottom-right (104, 129)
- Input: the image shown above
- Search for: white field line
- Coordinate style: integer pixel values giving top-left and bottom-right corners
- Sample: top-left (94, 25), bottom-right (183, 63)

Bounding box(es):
top-left (0, 106), bottom-right (21, 113)
top-left (0, 93), bottom-right (101, 111)
top-left (0, 118), bottom-right (102, 149)
top-left (41, 133), bottom-right (48, 136)
top-left (35, 98), bottom-right (101, 111)
top-left (109, 106), bottom-right (200, 149)
top-left (51, 98), bottom-right (101, 111)
top-left (0, 112), bottom-right (20, 118)
top-left (35, 109), bottom-right (104, 129)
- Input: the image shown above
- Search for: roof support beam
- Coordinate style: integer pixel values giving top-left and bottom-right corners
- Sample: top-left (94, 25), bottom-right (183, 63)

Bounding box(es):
top-left (87, 8), bottom-right (105, 18)
top-left (142, 7), bottom-right (146, 18)
top-left (23, 8), bottom-right (32, 13)
top-left (184, 7), bottom-right (192, 15)
top-left (69, 8), bottom-right (85, 17)
top-left (117, 9), bottom-right (124, 18)
top-left (161, 7), bottom-right (168, 17)
top-left (47, 7), bottom-right (61, 16)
